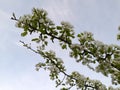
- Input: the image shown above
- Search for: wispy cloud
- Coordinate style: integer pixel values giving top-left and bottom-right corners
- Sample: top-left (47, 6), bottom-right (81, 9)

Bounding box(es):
top-left (0, 0), bottom-right (120, 90)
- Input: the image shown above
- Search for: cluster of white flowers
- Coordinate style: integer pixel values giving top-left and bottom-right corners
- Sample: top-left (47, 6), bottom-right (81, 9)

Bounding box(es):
top-left (82, 31), bottom-right (93, 39)
top-left (70, 44), bottom-right (81, 49)
top-left (61, 21), bottom-right (74, 29)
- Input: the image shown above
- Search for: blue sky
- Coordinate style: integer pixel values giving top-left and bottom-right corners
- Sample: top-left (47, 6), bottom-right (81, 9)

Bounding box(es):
top-left (0, 0), bottom-right (120, 90)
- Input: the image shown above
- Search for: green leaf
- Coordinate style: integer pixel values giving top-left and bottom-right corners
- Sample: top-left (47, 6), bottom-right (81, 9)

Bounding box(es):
top-left (114, 54), bottom-right (120, 58)
top-left (31, 38), bottom-right (39, 41)
top-left (118, 26), bottom-right (120, 30)
top-left (44, 36), bottom-right (48, 39)
top-left (77, 34), bottom-right (81, 37)
top-left (62, 44), bottom-right (67, 49)
top-left (57, 26), bottom-right (62, 30)
top-left (21, 31), bottom-right (27, 37)
top-left (117, 34), bottom-right (120, 40)
top-left (24, 25), bottom-right (29, 31)
top-left (40, 29), bottom-right (46, 34)
top-left (53, 31), bottom-right (58, 35)
top-left (44, 41), bottom-right (48, 45)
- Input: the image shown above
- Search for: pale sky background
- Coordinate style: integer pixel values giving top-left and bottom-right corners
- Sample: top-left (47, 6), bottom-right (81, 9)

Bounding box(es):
top-left (0, 0), bottom-right (120, 90)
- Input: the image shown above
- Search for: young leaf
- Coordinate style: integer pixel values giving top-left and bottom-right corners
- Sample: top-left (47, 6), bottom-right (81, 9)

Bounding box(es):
top-left (21, 31), bottom-right (27, 37)
top-left (31, 38), bottom-right (39, 41)
top-left (57, 26), bottom-right (62, 30)
top-left (62, 44), bottom-right (67, 49)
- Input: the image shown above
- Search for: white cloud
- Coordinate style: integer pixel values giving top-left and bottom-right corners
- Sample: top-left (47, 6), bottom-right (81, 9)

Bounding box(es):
top-left (36, 0), bottom-right (75, 24)
top-left (0, 71), bottom-right (59, 90)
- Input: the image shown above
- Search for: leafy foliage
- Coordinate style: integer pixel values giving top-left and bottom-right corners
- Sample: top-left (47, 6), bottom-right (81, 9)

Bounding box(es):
top-left (12, 8), bottom-right (120, 90)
